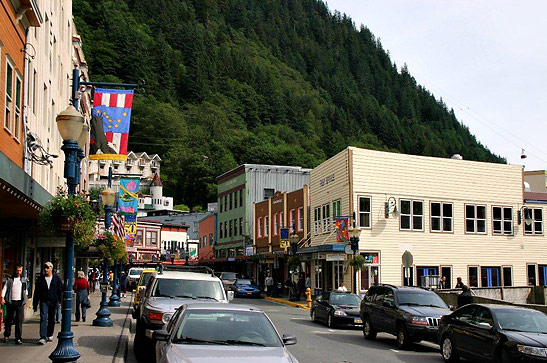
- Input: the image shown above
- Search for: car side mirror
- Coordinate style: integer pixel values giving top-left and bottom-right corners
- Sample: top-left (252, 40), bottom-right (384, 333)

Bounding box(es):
top-left (449, 305), bottom-right (455, 311)
top-left (282, 334), bottom-right (297, 346)
top-left (478, 322), bottom-right (492, 330)
top-left (227, 290), bottom-right (234, 301)
top-left (152, 329), bottom-right (170, 342)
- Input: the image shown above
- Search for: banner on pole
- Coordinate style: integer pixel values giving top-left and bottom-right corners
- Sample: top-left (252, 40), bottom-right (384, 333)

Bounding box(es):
top-left (90, 88), bottom-right (134, 161)
top-left (117, 177), bottom-right (140, 215)
top-left (335, 217), bottom-right (350, 242)
top-left (123, 214), bottom-right (137, 247)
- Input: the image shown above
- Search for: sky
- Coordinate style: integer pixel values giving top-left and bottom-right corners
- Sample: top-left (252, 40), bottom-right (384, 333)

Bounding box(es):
top-left (326, 0), bottom-right (547, 170)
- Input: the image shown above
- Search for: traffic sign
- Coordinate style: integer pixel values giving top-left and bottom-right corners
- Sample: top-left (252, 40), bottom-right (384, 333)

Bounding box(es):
top-left (402, 250), bottom-right (413, 268)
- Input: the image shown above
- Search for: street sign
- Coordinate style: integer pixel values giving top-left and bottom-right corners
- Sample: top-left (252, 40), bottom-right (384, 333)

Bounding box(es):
top-left (280, 228), bottom-right (289, 239)
top-left (402, 250), bottom-right (413, 268)
top-left (344, 244), bottom-right (353, 255)
top-left (280, 239), bottom-right (289, 248)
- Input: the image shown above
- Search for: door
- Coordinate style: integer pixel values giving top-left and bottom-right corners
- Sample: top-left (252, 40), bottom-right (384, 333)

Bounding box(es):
top-left (450, 305), bottom-right (478, 357)
top-left (317, 293), bottom-right (330, 322)
top-left (441, 266), bottom-right (452, 289)
top-left (369, 287), bottom-right (386, 329)
top-left (481, 267), bottom-right (501, 287)
top-left (539, 265), bottom-right (547, 286)
top-left (466, 307), bottom-right (496, 360)
top-left (379, 288), bottom-right (397, 334)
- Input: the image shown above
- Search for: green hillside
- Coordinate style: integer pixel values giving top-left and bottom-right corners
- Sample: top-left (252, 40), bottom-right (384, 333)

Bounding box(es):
top-left (73, 0), bottom-right (504, 208)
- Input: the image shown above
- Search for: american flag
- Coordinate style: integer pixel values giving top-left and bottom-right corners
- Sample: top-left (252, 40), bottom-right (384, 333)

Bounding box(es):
top-left (111, 213), bottom-right (125, 240)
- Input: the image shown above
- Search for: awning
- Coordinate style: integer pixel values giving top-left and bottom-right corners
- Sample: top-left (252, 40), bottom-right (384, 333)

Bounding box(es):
top-left (296, 244), bottom-right (346, 254)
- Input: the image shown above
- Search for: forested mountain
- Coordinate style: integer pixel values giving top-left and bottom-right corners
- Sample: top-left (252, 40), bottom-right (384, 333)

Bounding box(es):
top-left (73, 0), bottom-right (504, 208)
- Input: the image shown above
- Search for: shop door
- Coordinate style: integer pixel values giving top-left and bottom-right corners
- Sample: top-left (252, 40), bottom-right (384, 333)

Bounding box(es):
top-left (333, 261), bottom-right (344, 289)
top-left (360, 265), bottom-right (379, 291)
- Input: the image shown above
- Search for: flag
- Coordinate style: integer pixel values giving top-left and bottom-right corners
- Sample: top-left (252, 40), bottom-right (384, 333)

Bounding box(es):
top-left (335, 217), bottom-right (349, 242)
top-left (111, 213), bottom-right (125, 240)
top-left (117, 177), bottom-right (140, 215)
top-left (89, 88), bottom-right (134, 161)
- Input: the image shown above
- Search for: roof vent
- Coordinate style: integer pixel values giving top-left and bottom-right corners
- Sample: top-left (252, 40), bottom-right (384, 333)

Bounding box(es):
top-left (451, 154), bottom-right (463, 160)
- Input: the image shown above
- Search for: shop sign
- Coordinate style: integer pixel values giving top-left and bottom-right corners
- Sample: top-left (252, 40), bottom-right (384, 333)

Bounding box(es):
top-left (326, 253), bottom-right (347, 261)
top-left (362, 252), bottom-right (379, 264)
top-left (319, 174), bottom-right (335, 187)
top-left (245, 246), bottom-right (254, 256)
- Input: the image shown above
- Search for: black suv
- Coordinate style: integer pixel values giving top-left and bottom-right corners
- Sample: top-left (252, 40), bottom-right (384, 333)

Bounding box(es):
top-left (360, 285), bottom-right (452, 349)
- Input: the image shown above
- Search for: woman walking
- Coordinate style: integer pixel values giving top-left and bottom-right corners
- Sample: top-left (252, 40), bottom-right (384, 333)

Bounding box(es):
top-left (73, 271), bottom-right (89, 322)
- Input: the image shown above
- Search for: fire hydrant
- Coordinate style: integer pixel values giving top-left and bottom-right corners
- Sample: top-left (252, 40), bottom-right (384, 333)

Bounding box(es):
top-left (305, 287), bottom-right (312, 309)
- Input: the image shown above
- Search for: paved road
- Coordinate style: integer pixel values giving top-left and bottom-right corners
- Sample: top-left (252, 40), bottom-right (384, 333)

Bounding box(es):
top-left (233, 297), bottom-right (449, 363)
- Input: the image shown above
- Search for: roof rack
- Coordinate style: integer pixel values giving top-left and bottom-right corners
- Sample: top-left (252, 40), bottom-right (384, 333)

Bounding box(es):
top-left (158, 264), bottom-right (215, 277)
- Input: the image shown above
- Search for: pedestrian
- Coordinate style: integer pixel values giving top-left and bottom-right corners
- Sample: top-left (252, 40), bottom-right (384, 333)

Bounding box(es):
top-left (109, 270), bottom-right (114, 289)
top-left (264, 273), bottom-right (273, 297)
top-left (32, 262), bottom-right (63, 345)
top-left (297, 274), bottom-right (305, 300)
top-left (1, 263), bottom-right (28, 344)
top-left (89, 270), bottom-right (97, 293)
top-left (305, 274), bottom-right (311, 290)
top-left (120, 271), bottom-right (127, 298)
top-left (439, 276), bottom-right (447, 289)
top-left (337, 282), bottom-right (348, 292)
top-left (457, 285), bottom-right (473, 308)
top-left (73, 271), bottom-right (89, 323)
top-left (455, 277), bottom-right (465, 289)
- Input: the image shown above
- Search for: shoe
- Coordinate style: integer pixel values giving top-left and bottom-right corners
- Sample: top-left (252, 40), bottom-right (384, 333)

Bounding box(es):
top-left (2, 337), bottom-right (9, 343)
top-left (82, 317), bottom-right (86, 322)
top-left (47, 336), bottom-right (53, 342)
top-left (15, 339), bottom-right (22, 345)
top-left (39, 339), bottom-right (46, 345)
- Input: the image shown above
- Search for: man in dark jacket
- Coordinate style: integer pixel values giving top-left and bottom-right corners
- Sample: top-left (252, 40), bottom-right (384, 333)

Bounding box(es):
top-left (457, 285), bottom-right (473, 308)
top-left (32, 262), bottom-right (63, 345)
top-left (1, 263), bottom-right (28, 344)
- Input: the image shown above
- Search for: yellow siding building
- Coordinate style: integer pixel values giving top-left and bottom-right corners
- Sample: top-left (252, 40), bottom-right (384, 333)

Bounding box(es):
top-left (308, 147), bottom-right (546, 295)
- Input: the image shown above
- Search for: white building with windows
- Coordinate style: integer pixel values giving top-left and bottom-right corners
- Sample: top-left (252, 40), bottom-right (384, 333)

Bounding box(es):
top-left (306, 147), bottom-right (546, 295)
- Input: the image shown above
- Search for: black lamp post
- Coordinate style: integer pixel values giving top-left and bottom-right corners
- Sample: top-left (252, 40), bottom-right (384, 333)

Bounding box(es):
top-left (92, 187), bottom-right (115, 327)
top-left (349, 227), bottom-right (360, 294)
top-left (108, 257), bottom-right (121, 306)
top-left (49, 106), bottom-right (84, 363)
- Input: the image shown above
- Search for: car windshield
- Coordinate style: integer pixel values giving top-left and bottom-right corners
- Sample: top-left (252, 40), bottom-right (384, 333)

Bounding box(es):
top-left (222, 273), bottom-right (238, 280)
top-left (329, 293), bottom-right (361, 306)
top-left (397, 292), bottom-right (448, 308)
top-left (495, 309), bottom-right (547, 334)
top-left (140, 272), bottom-right (153, 286)
top-left (130, 269), bottom-right (142, 276)
top-left (174, 310), bottom-right (282, 347)
top-left (236, 279), bottom-right (254, 285)
top-left (151, 279), bottom-right (224, 300)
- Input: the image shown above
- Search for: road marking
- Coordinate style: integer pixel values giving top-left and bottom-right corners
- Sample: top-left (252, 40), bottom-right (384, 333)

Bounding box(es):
top-left (390, 349), bottom-right (400, 353)
top-left (290, 317), bottom-right (309, 321)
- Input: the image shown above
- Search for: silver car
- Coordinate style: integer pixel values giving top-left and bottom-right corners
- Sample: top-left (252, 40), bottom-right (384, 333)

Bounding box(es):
top-left (149, 303), bottom-right (299, 363)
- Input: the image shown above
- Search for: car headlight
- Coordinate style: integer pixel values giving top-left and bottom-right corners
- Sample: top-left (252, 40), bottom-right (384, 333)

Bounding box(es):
top-left (162, 313), bottom-right (172, 324)
top-left (410, 316), bottom-right (428, 326)
top-left (517, 345), bottom-right (547, 357)
top-left (334, 310), bottom-right (347, 317)
top-left (237, 288), bottom-right (244, 292)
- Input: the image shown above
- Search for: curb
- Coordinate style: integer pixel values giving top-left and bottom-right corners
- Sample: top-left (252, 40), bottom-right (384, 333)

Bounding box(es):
top-left (264, 297), bottom-right (310, 310)
top-left (113, 298), bottom-right (133, 363)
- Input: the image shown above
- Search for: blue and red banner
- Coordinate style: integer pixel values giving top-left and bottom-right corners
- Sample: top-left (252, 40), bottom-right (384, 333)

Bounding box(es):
top-left (335, 217), bottom-right (350, 242)
top-left (90, 88), bottom-right (134, 161)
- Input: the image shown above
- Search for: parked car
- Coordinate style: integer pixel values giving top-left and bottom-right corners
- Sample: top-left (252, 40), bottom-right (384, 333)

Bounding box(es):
top-left (135, 265), bottom-right (234, 362)
top-left (148, 303), bottom-right (299, 363)
top-left (128, 267), bottom-right (143, 291)
top-left (311, 291), bottom-right (362, 328)
top-left (360, 284), bottom-right (452, 349)
top-left (132, 268), bottom-right (156, 319)
top-left (233, 278), bottom-right (261, 298)
top-left (438, 303), bottom-right (547, 363)
top-left (220, 272), bottom-right (239, 292)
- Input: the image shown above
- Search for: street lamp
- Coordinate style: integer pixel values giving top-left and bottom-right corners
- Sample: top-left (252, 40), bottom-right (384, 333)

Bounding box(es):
top-left (518, 206), bottom-right (533, 226)
top-left (93, 187), bottom-right (115, 327)
top-left (49, 106), bottom-right (83, 363)
top-left (289, 232), bottom-right (299, 257)
top-left (349, 227), bottom-right (360, 294)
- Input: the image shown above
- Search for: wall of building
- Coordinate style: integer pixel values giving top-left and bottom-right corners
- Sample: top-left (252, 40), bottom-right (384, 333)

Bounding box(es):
top-left (198, 214), bottom-right (216, 260)
top-left (524, 171), bottom-right (547, 193)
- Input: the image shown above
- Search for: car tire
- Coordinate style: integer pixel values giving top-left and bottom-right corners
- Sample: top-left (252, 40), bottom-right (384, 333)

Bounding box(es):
top-left (311, 309), bottom-right (317, 323)
top-left (327, 313), bottom-right (334, 328)
top-left (500, 348), bottom-right (513, 363)
top-left (134, 320), bottom-right (145, 360)
top-left (441, 336), bottom-right (459, 363)
top-left (363, 316), bottom-right (377, 340)
top-left (396, 324), bottom-right (411, 349)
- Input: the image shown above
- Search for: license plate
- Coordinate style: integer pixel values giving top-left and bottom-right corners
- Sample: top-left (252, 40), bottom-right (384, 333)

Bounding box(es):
top-left (354, 319), bottom-right (362, 324)
top-left (247, 292), bottom-right (252, 295)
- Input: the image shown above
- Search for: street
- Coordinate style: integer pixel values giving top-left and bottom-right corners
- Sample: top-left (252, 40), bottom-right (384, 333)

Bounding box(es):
top-left (231, 298), bottom-right (446, 363)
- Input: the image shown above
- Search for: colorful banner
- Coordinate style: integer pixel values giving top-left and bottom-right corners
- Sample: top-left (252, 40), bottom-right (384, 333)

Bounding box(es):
top-left (123, 214), bottom-right (137, 247)
top-left (335, 217), bottom-right (350, 242)
top-left (90, 88), bottom-right (134, 161)
top-left (117, 177), bottom-right (139, 215)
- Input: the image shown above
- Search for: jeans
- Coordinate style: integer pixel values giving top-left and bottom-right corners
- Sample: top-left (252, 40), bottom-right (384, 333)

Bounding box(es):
top-left (74, 289), bottom-right (88, 321)
top-left (39, 302), bottom-right (56, 340)
top-left (56, 303), bottom-right (61, 322)
top-left (4, 301), bottom-right (24, 340)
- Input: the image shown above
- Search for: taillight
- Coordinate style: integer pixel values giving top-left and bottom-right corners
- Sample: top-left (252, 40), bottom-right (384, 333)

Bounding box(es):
top-left (148, 312), bottom-right (163, 321)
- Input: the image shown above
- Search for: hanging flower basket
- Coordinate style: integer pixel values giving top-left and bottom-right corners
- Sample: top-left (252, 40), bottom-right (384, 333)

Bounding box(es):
top-left (349, 254), bottom-right (365, 271)
top-left (96, 232), bottom-right (128, 264)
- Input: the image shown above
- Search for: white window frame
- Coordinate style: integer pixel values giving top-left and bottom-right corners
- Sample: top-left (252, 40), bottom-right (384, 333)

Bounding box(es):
top-left (274, 212), bottom-right (279, 236)
top-left (524, 207), bottom-right (543, 235)
top-left (400, 199), bottom-right (424, 231)
top-left (321, 204), bottom-right (330, 233)
top-left (492, 206), bottom-right (513, 235)
top-left (290, 209), bottom-right (296, 232)
top-left (257, 218), bottom-right (263, 238)
top-left (358, 196), bottom-right (371, 229)
top-left (298, 207), bottom-right (304, 232)
top-left (14, 73), bottom-right (22, 141)
top-left (465, 204), bottom-right (487, 234)
top-left (264, 215), bottom-right (269, 237)
top-left (430, 202), bottom-right (453, 233)
top-left (4, 58), bottom-right (14, 134)
top-left (313, 207), bottom-right (321, 235)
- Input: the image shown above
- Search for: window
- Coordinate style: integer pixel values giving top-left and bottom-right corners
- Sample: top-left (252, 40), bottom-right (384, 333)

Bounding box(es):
top-left (229, 193), bottom-right (233, 210)
top-left (234, 191), bottom-right (238, 209)
top-left (314, 207), bottom-right (321, 234)
top-left (136, 230), bottom-right (143, 245)
top-left (4, 60), bottom-right (14, 132)
top-left (431, 202), bottom-right (453, 232)
top-left (14, 74), bottom-right (21, 140)
top-left (146, 231), bottom-right (157, 246)
top-left (219, 197), bottom-right (223, 213)
top-left (503, 267), bottom-right (513, 286)
top-left (290, 209), bottom-right (296, 232)
top-left (202, 236), bottom-right (206, 248)
top-left (321, 204), bottom-right (330, 233)
top-left (224, 195), bottom-right (228, 211)
top-left (224, 222), bottom-right (227, 239)
top-left (465, 204), bottom-right (486, 234)
top-left (264, 215), bottom-right (269, 237)
top-left (332, 200), bottom-right (341, 219)
top-left (220, 223), bottom-right (223, 238)
top-left (400, 200), bottom-right (423, 231)
top-left (264, 188), bottom-right (275, 200)
top-left (481, 267), bottom-right (501, 287)
top-left (274, 213), bottom-right (279, 236)
top-left (209, 233), bottom-right (213, 245)
top-left (524, 208), bottom-right (543, 235)
top-left (298, 207), bottom-right (304, 231)
top-left (493, 206), bottom-right (513, 235)
top-left (528, 264), bottom-right (537, 285)
top-left (229, 220), bottom-right (233, 237)
top-left (358, 197), bottom-right (371, 228)
top-left (239, 218), bottom-right (243, 236)
top-left (468, 266), bottom-right (479, 287)
top-left (239, 190), bottom-right (243, 206)
top-left (453, 305), bottom-right (477, 323)
top-left (280, 211), bottom-right (284, 229)
top-left (539, 265), bottom-right (547, 286)
top-left (258, 218), bottom-right (263, 238)
top-left (416, 266), bottom-right (439, 287)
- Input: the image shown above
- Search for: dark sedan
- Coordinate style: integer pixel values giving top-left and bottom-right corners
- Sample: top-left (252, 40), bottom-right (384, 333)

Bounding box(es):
top-left (311, 291), bottom-right (362, 328)
top-left (438, 303), bottom-right (547, 363)
top-left (233, 279), bottom-right (261, 298)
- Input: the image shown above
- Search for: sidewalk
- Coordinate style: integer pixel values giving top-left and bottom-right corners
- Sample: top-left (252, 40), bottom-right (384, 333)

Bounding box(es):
top-left (0, 290), bottom-right (132, 363)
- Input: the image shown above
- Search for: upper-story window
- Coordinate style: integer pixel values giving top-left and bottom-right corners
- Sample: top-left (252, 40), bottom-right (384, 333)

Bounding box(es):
top-left (264, 215), bottom-right (269, 237)
top-left (145, 230), bottom-right (157, 246)
top-left (4, 59), bottom-right (14, 135)
top-left (14, 74), bottom-right (22, 140)
top-left (234, 191), bottom-right (238, 209)
top-left (358, 197), bottom-right (371, 228)
top-left (465, 204), bottom-right (487, 234)
top-left (298, 207), bottom-right (304, 232)
top-left (219, 197), bottom-right (223, 213)
top-left (229, 193), bottom-right (233, 210)
top-left (321, 204), bottom-right (330, 233)
top-left (492, 206), bottom-right (513, 235)
top-left (314, 207), bottom-right (321, 234)
top-left (400, 200), bottom-right (423, 231)
top-left (431, 202), bottom-right (453, 232)
top-left (258, 217), bottom-right (263, 238)
top-left (229, 220), bottom-right (233, 237)
top-left (274, 212), bottom-right (279, 236)
top-left (290, 209), bottom-right (296, 232)
top-left (209, 233), bottom-right (214, 246)
top-left (136, 230), bottom-right (143, 245)
top-left (239, 189), bottom-right (243, 206)
top-left (524, 207), bottom-right (543, 235)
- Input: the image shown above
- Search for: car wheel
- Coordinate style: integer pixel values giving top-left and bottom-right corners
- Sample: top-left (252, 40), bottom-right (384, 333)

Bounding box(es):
top-left (396, 324), bottom-right (411, 349)
top-left (500, 348), bottom-right (513, 363)
top-left (441, 336), bottom-right (459, 363)
top-left (363, 316), bottom-right (377, 340)
top-left (327, 313), bottom-right (334, 328)
top-left (134, 320), bottom-right (145, 359)
top-left (311, 309), bottom-right (317, 323)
